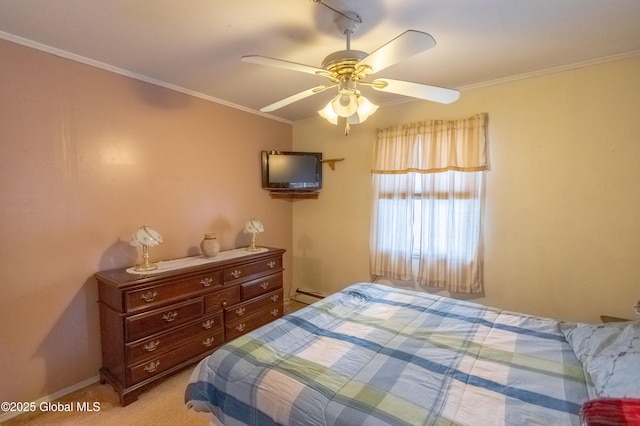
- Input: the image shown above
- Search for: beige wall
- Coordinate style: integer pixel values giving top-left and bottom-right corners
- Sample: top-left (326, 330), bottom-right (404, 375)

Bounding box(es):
top-left (292, 56), bottom-right (640, 324)
top-left (0, 39), bottom-right (293, 403)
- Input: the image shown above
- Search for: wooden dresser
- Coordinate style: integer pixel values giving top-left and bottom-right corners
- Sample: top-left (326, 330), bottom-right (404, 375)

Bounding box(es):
top-left (95, 247), bottom-right (285, 405)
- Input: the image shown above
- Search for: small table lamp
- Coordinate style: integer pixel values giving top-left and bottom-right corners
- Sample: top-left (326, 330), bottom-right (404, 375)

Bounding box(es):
top-left (243, 218), bottom-right (264, 251)
top-left (130, 224), bottom-right (163, 271)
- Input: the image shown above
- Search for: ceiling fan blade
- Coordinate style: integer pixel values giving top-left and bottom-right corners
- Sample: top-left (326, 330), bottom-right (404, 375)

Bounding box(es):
top-left (242, 55), bottom-right (327, 76)
top-left (357, 30), bottom-right (436, 74)
top-left (371, 78), bottom-right (460, 104)
top-left (260, 85), bottom-right (333, 112)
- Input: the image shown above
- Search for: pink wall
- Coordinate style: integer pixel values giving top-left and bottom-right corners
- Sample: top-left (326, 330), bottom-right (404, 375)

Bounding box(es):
top-left (0, 39), bottom-right (293, 403)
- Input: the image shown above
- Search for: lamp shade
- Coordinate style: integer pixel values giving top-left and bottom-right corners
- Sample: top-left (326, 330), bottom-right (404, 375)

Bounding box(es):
top-left (318, 102), bottom-right (338, 125)
top-left (348, 95), bottom-right (378, 124)
top-left (130, 225), bottom-right (163, 247)
top-left (331, 92), bottom-right (358, 117)
top-left (243, 218), bottom-right (264, 234)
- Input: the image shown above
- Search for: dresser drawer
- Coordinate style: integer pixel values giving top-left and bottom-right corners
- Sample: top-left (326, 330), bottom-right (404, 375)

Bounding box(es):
top-left (127, 330), bottom-right (223, 385)
top-left (223, 256), bottom-right (282, 285)
top-left (125, 271), bottom-right (221, 311)
top-left (125, 299), bottom-right (203, 341)
top-left (225, 305), bottom-right (283, 341)
top-left (240, 273), bottom-right (283, 300)
top-left (204, 285), bottom-right (241, 313)
top-left (225, 289), bottom-right (283, 323)
top-left (126, 312), bottom-right (223, 363)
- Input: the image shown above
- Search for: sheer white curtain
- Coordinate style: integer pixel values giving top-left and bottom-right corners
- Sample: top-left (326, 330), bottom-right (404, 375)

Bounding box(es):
top-left (370, 113), bottom-right (488, 294)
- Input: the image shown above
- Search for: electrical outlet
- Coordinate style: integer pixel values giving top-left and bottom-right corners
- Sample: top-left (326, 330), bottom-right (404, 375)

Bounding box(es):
top-left (634, 299), bottom-right (640, 315)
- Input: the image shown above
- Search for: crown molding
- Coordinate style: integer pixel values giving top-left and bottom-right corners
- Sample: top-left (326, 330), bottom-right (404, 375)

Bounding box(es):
top-left (0, 31), bottom-right (292, 125)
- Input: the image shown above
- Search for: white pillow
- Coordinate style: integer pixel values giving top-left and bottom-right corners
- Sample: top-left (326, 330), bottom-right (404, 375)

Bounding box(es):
top-left (561, 321), bottom-right (640, 398)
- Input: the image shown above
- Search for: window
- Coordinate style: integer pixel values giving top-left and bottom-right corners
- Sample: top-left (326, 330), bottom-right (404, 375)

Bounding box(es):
top-left (412, 171), bottom-right (483, 261)
top-left (370, 114), bottom-right (487, 294)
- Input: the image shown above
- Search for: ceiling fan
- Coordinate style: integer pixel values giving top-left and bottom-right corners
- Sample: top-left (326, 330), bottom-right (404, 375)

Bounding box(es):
top-left (242, 7), bottom-right (460, 133)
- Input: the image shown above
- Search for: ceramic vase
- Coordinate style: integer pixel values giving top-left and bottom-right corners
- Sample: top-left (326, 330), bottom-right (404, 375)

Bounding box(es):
top-left (200, 233), bottom-right (220, 258)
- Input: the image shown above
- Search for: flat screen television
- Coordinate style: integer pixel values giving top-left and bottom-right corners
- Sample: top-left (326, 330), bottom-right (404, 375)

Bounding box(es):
top-left (261, 151), bottom-right (322, 192)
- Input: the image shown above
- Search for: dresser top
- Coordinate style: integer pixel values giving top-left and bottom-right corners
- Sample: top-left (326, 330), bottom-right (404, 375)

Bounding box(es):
top-left (95, 246), bottom-right (285, 287)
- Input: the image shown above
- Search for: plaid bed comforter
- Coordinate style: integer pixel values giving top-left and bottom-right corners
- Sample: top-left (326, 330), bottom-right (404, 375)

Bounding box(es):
top-left (185, 283), bottom-right (589, 425)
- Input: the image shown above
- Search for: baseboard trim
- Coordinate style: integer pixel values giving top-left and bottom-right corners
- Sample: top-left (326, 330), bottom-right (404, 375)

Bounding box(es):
top-left (294, 288), bottom-right (326, 305)
top-left (0, 375), bottom-right (100, 423)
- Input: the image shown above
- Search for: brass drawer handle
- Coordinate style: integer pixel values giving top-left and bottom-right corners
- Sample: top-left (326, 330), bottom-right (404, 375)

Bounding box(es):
top-left (235, 307), bottom-right (246, 316)
top-left (260, 281), bottom-right (269, 290)
top-left (235, 323), bottom-right (245, 332)
top-left (143, 340), bottom-right (160, 352)
top-left (140, 290), bottom-right (158, 302)
top-left (202, 319), bottom-right (215, 329)
top-left (144, 360), bottom-right (160, 373)
top-left (271, 309), bottom-right (279, 317)
top-left (231, 269), bottom-right (242, 279)
top-left (162, 311), bottom-right (178, 322)
top-left (200, 277), bottom-right (214, 287)
top-left (271, 294), bottom-right (279, 302)
top-left (202, 337), bottom-right (215, 347)
top-left (267, 261), bottom-right (276, 269)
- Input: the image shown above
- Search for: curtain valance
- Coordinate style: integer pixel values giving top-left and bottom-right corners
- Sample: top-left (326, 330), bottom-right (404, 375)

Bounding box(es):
top-left (372, 113), bottom-right (488, 174)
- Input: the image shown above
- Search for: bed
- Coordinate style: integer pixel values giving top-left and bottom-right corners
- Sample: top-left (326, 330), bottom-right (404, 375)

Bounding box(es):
top-left (185, 283), bottom-right (640, 425)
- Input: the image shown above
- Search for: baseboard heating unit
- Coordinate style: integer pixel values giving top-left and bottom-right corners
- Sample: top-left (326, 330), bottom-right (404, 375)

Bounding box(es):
top-left (294, 288), bottom-right (326, 305)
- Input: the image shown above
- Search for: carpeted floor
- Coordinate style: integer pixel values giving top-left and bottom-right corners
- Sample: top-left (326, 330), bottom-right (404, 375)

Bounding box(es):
top-left (2, 367), bottom-right (210, 426)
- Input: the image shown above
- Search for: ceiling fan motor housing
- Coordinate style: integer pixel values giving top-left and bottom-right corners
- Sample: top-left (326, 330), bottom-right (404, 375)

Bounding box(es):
top-left (321, 50), bottom-right (370, 81)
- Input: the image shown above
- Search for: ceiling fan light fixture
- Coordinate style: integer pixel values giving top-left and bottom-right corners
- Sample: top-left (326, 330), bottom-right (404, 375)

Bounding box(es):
top-left (319, 92), bottom-right (378, 126)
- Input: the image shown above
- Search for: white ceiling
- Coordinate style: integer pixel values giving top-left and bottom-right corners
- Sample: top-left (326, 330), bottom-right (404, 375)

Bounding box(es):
top-left (1, 0), bottom-right (640, 123)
